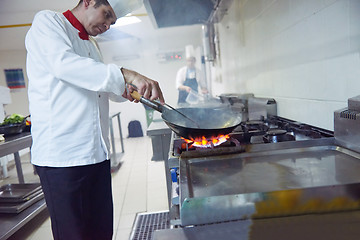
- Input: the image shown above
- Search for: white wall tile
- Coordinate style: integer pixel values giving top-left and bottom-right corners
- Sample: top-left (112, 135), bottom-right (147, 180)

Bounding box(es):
top-left (217, 0), bottom-right (359, 128)
top-left (275, 97), bottom-right (346, 130)
top-left (322, 0), bottom-right (339, 8)
top-left (261, 0), bottom-right (291, 36)
top-left (349, 0), bottom-right (360, 50)
top-left (289, 0), bottom-right (323, 24)
top-left (242, 0), bottom-right (277, 27)
top-left (320, 0), bottom-right (350, 55)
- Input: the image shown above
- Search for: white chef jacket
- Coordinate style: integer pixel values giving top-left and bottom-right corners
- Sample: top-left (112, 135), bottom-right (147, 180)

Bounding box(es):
top-left (25, 10), bottom-right (126, 167)
top-left (175, 66), bottom-right (206, 91)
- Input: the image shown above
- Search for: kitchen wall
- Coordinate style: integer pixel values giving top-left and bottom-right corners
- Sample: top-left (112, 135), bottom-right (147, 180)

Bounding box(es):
top-left (0, 49), bottom-right (30, 118)
top-left (214, 0), bottom-right (360, 130)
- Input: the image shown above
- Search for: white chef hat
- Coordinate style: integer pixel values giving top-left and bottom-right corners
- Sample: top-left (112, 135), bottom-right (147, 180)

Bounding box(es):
top-left (108, 0), bottom-right (143, 18)
top-left (185, 45), bottom-right (195, 59)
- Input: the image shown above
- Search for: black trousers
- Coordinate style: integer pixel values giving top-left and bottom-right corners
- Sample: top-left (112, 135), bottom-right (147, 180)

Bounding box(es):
top-left (35, 160), bottom-right (113, 240)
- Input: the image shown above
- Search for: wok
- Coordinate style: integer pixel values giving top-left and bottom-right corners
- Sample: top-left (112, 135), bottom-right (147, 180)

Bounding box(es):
top-left (131, 91), bottom-right (242, 140)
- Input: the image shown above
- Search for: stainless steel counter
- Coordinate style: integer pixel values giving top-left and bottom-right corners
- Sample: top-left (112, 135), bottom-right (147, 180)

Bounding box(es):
top-left (0, 132), bottom-right (32, 183)
top-left (0, 132), bottom-right (45, 240)
top-left (0, 198), bottom-right (46, 240)
top-left (109, 112), bottom-right (124, 171)
top-left (147, 121), bottom-right (172, 161)
top-left (147, 121), bottom-right (172, 135)
top-left (179, 137), bottom-right (360, 226)
top-left (153, 220), bottom-right (251, 240)
top-left (153, 210), bottom-right (360, 240)
top-left (147, 121), bottom-right (172, 209)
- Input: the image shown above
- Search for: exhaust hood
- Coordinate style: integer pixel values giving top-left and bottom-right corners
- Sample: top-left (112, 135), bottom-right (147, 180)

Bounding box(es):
top-left (143, 0), bottom-right (233, 28)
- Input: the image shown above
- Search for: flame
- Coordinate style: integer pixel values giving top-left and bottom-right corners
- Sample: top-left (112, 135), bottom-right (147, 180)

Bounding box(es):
top-left (182, 134), bottom-right (230, 148)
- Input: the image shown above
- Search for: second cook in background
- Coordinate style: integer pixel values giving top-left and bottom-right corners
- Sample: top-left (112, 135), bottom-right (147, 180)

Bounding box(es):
top-left (176, 45), bottom-right (208, 104)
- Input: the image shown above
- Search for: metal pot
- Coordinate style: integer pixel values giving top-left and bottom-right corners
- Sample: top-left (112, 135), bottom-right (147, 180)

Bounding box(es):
top-left (219, 93), bottom-right (254, 105)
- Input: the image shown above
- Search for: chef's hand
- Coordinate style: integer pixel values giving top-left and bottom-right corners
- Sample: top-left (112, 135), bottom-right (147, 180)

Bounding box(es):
top-left (121, 68), bottom-right (165, 104)
top-left (201, 88), bottom-right (209, 94)
top-left (179, 85), bottom-right (192, 93)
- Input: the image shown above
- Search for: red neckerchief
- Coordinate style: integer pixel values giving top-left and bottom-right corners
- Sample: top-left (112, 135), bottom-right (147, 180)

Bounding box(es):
top-left (63, 10), bottom-right (89, 40)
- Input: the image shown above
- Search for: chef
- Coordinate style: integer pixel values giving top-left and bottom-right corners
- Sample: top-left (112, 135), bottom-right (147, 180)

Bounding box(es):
top-left (25, 0), bottom-right (163, 239)
top-left (176, 45), bottom-right (208, 104)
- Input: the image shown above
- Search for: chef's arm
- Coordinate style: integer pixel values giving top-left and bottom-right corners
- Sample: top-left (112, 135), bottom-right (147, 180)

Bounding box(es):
top-left (178, 85), bottom-right (192, 92)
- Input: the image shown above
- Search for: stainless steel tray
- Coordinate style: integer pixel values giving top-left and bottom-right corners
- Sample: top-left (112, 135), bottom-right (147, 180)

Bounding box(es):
top-left (179, 138), bottom-right (360, 226)
top-left (0, 183), bottom-right (42, 202)
top-left (0, 192), bottom-right (44, 214)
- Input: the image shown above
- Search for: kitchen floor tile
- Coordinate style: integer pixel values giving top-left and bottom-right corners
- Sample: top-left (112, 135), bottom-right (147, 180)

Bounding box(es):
top-left (115, 227), bottom-right (132, 240)
top-left (28, 225), bottom-right (53, 240)
top-left (121, 194), bottom-right (147, 214)
top-left (117, 213), bottom-right (137, 229)
top-left (147, 184), bottom-right (168, 211)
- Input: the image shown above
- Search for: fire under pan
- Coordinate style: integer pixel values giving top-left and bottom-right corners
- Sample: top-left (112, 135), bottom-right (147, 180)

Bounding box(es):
top-left (130, 211), bottom-right (170, 240)
top-left (179, 138), bottom-right (360, 226)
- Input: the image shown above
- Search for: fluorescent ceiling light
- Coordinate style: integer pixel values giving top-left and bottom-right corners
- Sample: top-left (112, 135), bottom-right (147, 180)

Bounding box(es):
top-left (112, 15), bottom-right (141, 28)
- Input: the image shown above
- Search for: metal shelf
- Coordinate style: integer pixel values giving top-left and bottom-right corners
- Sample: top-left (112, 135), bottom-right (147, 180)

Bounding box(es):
top-left (0, 198), bottom-right (46, 240)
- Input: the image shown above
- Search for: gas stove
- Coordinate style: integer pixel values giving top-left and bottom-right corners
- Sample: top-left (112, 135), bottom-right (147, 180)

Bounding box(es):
top-left (164, 96), bottom-right (360, 228)
top-left (169, 115), bottom-right (333, 160)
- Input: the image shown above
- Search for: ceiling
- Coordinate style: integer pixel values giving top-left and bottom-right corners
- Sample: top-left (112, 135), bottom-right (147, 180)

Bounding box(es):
top-left (0, 0), bottom-right (82, 51)
top-left (0, 0), bottom-right (75, 25)
top-left (0, 0), bottom-right (203, 51)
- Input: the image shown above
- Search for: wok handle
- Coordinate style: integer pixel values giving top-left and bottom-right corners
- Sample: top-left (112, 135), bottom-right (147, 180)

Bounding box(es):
top-left (130, 91), bottom-right (163, 113)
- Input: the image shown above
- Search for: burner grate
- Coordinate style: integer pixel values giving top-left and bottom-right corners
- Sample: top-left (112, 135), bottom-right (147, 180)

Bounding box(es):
top-left (129, 211), bottom-right (170, 240)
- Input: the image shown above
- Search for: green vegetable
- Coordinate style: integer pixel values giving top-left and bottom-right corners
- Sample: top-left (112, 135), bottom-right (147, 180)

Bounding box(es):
top-left (1, 114), bottom-right (25, 126)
